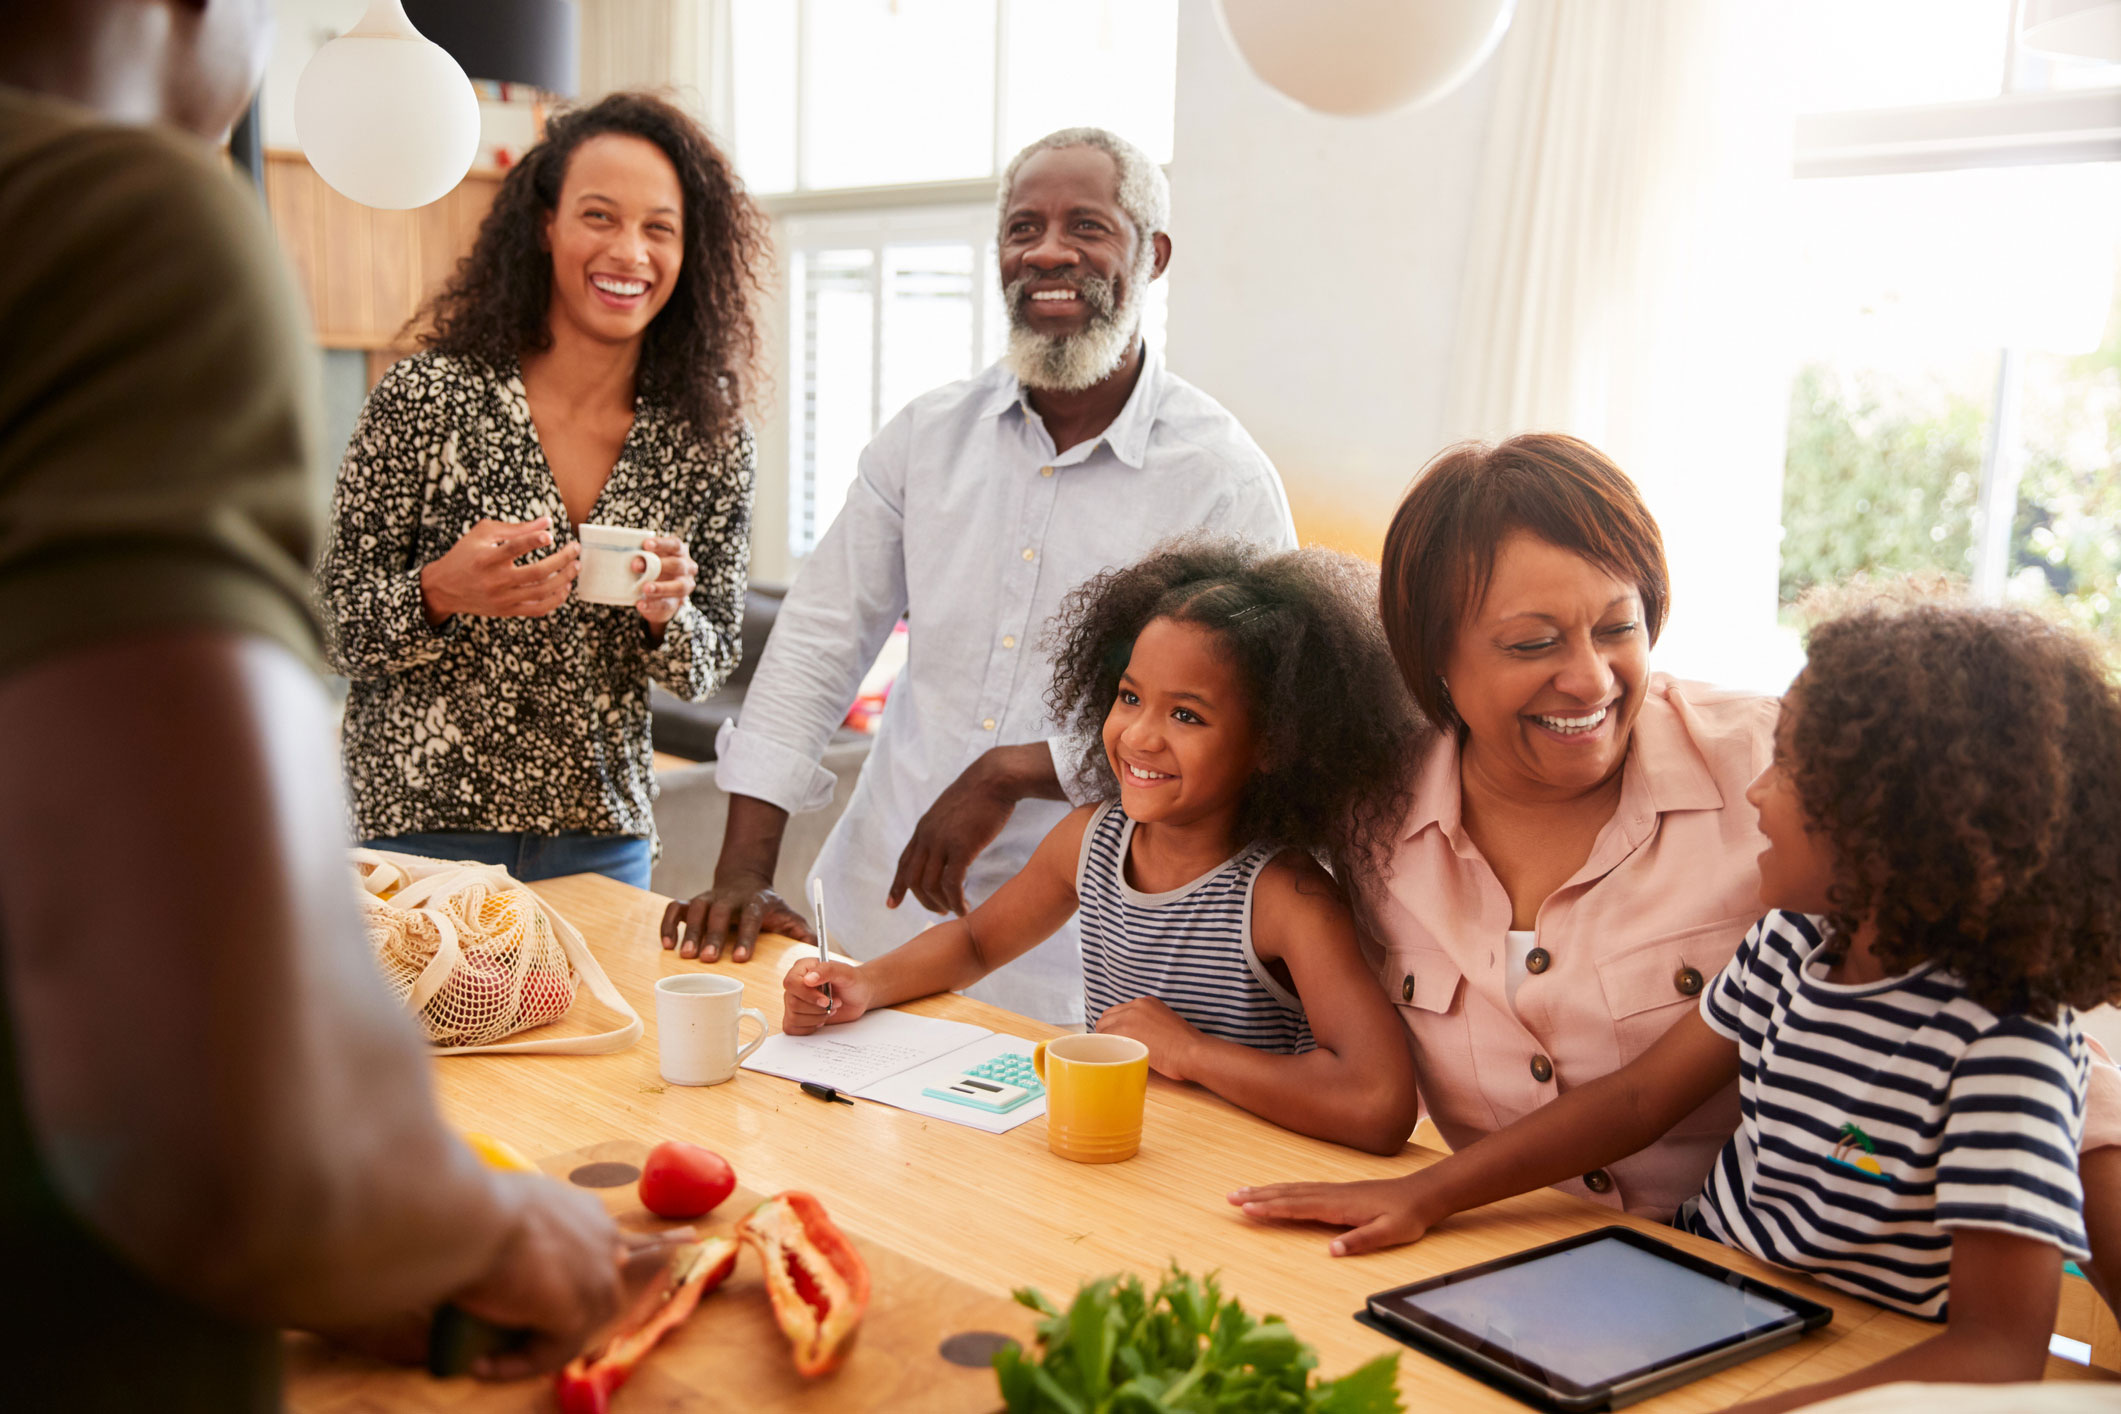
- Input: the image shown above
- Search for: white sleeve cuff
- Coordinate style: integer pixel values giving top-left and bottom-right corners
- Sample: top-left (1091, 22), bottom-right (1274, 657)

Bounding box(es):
top-left (714, 719), bottom-right (840, 814)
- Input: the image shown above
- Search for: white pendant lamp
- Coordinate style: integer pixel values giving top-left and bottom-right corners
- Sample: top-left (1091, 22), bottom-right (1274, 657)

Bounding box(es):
top-left (1215, 0), bottom-right (1516, 117)
top-left (294, 0), bottom-right (481, 209)
top-left (2020, 0), bottom-right (2121, 61)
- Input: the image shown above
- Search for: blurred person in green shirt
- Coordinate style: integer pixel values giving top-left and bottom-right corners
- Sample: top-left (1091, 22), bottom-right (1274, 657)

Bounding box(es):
top-left (0, 3), bottom-right (634, 1407)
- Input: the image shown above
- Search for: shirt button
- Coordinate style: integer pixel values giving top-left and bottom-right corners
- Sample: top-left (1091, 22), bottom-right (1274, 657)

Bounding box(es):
top-left (1002, 635), bottom-right (1016, 649)
top-left (1584, 1169), bottom-right (1614, 1194)
top-left (1530, 1054), bottom-right (1553, 1083)
top-left (1525, 947), bottom-right (1551, 975)
top-left (1021, 547), bottom-right (1036, 561)
top-left (1675, 965), bottom-right (1704, 996)
top-left (1039, 465), bottom-right (1054, 477)
top-left (1401, 974), bottom-right (1415, 1002)
top-left (981, 718), bottom-right (996, 731)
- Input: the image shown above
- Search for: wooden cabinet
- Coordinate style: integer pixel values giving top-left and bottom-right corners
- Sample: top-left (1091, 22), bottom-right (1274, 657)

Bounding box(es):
top-left (263, 148), bottom-right (504, 362)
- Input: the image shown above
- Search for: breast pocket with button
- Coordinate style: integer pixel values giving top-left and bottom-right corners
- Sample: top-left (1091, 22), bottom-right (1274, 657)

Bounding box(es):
top-left (1594, 919), bottom-right (1750, 1065)
top-left (1382, 945), bottom-right (1491, 1133)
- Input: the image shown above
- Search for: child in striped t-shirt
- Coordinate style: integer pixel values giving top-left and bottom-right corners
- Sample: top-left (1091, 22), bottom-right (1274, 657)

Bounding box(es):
top-left (780, 538), bottom-right (1425, 1153)
top-left (1237, 600), bottom-right (2121, 1407)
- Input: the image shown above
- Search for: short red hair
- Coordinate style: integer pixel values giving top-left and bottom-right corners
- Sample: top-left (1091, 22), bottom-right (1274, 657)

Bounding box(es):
top-left (1380, 434), bottom-right (1669, 731)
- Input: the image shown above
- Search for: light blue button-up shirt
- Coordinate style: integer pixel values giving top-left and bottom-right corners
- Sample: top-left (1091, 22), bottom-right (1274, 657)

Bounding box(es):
top-left (715, 348), bottom-right (1295, 1022)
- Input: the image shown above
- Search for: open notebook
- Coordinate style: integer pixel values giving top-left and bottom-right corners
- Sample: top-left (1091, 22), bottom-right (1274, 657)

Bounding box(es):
top-left (740, 1008), bottom-right (1049, 1134)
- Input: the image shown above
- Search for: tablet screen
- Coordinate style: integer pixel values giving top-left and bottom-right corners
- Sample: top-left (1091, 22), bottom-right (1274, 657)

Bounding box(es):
top-left (1370, 1232), bottom-right (1808, 1392)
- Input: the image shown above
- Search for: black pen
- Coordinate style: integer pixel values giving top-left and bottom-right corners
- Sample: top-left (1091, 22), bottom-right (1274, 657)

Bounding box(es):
top-left (800, 1081), bottom-right (855, 1106)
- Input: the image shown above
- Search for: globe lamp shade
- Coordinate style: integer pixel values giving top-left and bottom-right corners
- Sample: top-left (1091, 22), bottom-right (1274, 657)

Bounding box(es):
top-left (2020, 0), bottom-right (2121, 61)
top-left (1215, 0), bottom-right (1516, 117)
top-left (295, 0), bottom-right (480, 209)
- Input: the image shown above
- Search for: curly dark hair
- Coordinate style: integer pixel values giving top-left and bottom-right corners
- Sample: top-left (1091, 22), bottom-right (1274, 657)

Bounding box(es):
top-left (417, 91), bottom-right (771, 442)
top-left (1044, 537), bottom-right (1428, 882)
top-left (1787, 600), bottom-right (2121, 1018)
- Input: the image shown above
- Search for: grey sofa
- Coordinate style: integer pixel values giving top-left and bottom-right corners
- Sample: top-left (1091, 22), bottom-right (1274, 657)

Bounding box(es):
top-left (647, 583), bottom-right (873, 903)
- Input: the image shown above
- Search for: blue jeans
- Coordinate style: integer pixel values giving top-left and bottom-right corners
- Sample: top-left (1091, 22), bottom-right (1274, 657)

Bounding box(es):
top-left (361, 831), bottom-right (652, 889)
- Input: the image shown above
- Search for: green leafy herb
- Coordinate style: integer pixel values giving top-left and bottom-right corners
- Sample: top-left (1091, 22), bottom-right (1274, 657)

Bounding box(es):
top-left (994, 1265), bottom-right (1401, 1414)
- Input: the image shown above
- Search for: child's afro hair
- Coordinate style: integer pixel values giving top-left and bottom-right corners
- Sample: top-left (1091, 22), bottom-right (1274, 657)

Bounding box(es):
top-left (1789, 599), bottom-right (2121, 1018)
top-left (1044, 535), bottom-right (1429, 884)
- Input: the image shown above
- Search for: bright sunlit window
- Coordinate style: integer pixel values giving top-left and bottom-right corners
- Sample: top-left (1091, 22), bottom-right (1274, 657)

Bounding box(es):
top-left (729, 0), bottom-right (1177, 194)
top-left (1783, 1), bottom-right (2121, 643)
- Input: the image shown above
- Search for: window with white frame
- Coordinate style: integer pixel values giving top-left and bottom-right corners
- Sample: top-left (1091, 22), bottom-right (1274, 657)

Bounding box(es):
top-left (720, 0), bottom-right (1180, 556)
top-left (1782, 0), bottom-right (2121, 644)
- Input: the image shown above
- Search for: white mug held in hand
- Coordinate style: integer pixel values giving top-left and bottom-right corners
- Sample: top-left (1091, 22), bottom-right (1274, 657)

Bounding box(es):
top-left (576, 523), bottom-right (662, 606)
top-left (655, 974), bottom-right (766, 1085)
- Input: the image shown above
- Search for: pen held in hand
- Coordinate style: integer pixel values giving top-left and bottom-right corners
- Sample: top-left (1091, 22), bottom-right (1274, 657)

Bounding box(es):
top-left (807, 877), bottom-right (836, 1015)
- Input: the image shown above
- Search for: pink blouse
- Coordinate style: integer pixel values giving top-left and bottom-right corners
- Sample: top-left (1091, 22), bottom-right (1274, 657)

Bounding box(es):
top-left (1368, 675), bottom-right (2121, 1219)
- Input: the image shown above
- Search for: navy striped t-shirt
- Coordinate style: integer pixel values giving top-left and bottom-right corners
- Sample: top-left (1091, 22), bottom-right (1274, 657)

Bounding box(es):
top-left (1075, 801), bottom-right (1313, 1054)
top-left (1679, 910), bottom-right (2090, 1319)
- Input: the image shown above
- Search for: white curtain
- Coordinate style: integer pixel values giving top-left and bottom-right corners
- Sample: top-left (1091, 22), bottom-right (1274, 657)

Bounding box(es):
top-left (1441, 0), bottom-right (1798, 690)
top-left (576, 0), bottom-right (716, 114)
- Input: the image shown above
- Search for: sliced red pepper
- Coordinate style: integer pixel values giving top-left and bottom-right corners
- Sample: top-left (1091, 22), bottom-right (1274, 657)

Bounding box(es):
top-left (736, 1191), bottom-right (871, 1376)
top-left (555, 1235), bottom-right (738, 1414)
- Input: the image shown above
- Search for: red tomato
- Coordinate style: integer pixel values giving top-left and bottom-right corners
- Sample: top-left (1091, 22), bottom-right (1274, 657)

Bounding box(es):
top-left (517, 970), bottom-right (575, 1028)
top-left (638, 1141), bottom-right (736, 1219)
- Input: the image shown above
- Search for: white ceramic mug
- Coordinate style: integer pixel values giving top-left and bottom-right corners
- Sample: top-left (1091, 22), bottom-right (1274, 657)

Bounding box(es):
top-left (576, 523), bottom-right (662, 606)
top-left (654, 974), bottom-right (767, 1086)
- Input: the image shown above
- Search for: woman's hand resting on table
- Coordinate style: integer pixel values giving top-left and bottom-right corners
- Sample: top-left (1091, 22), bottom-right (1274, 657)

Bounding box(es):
top-left (781, 957), bottom-right (873, 1034)
top-left (1228, 1173), bottom-right (1444, 1257)
top-left (420, 517), bottom-right (580, 625)
top-left (1095, 996), bottom-right (1204, 1082)
top-left (634, 534), bottom-right (696, 642)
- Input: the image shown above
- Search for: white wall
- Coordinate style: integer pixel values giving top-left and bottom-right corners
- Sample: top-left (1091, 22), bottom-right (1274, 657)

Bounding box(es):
top-left (1164, 0), bottom-right (1500, 560)
top-left (1165, 0), bottom-right (1798, 691)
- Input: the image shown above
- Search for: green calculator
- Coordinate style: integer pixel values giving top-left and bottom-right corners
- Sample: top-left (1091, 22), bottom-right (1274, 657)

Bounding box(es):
top-left (922, 1051), bottom-right (1045, 1114)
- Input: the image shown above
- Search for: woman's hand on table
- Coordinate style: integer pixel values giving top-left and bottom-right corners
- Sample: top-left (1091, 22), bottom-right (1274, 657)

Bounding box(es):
top-left (660, 876), bottom-right (813, 962)
top-left (634, 534), bottom-right (696, 642)
top-left (419, 517), bottom-right (580, 625)
top-left (782, 957), bottom-right (871, 1034)
top-left (1228, 1173), bottom-right (1442, 1257)
top-left (1096, 996), bottom-right (1203, 1082)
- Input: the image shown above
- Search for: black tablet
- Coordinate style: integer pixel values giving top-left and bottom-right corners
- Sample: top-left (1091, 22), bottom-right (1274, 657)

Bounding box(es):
top-left (1361, 1227), bottom-right (1834, 1412)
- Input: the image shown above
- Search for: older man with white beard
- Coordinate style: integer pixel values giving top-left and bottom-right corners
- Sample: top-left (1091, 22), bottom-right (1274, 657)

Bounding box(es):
top-left (659, 127), bottom-right (1295, 1024)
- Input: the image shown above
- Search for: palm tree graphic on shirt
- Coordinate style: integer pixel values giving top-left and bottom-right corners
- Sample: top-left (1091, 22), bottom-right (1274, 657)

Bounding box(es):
top-left (1830, 1122), bottom-right (1889, 1181)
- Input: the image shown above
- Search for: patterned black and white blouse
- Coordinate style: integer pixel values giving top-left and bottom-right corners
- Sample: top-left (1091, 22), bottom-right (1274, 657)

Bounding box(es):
top-left (319, 351), bottom-right (752, 843)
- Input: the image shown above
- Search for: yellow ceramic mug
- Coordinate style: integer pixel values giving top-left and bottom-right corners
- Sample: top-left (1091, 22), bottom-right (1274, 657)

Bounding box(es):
top-left (1032, 1033), bottom-right (1149, 1163)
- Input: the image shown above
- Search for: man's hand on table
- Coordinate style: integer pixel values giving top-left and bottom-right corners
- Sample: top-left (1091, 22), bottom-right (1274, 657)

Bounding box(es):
top-left (1227, 1173), bottom-right (1441, 1257)
top-left (1096, 996), bottom-right (1204, 1082)
top-left (890, 742), bottom-right (1067, 916)
top-left (661, 874), bottom-right (813, 963)
top-left (782, 957), bottom-right (873, 1034)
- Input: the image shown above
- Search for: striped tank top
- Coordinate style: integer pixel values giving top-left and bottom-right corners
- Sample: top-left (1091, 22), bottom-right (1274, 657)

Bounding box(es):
top-left (1075, 801), bottom-right (1313, 1054)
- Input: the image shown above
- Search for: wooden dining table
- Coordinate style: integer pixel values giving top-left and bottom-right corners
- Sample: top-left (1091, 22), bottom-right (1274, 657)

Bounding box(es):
top-left (289, 873), bottom-right (2115, 1411)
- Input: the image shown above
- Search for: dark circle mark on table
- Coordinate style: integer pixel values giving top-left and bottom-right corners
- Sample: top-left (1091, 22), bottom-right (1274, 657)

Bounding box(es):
top-left (569, 1161), bottom-right (642, 1188)
top-left (939, 1331), bottom-right (1021, 1368)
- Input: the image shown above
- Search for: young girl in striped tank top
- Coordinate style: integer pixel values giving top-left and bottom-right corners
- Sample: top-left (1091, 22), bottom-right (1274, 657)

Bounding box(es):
top-left (781, 538), bottom-right (1426, 1153)
top-left (1237, 599), bottom-right (2121, 1408)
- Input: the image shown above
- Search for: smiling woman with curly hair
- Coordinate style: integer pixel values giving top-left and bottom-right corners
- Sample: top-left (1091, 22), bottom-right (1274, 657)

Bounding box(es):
top-left (318, 91), bottom-right (771, 888)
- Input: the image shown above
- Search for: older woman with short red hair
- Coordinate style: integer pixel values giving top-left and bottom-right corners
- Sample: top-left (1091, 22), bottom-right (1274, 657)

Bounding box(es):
top-left (1234, 434), bottom-right (2121, 1305)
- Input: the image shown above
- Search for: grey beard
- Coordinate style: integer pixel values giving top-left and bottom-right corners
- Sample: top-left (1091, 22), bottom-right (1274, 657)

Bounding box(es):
top-left (1002, 261), bottom-right (1147, 392)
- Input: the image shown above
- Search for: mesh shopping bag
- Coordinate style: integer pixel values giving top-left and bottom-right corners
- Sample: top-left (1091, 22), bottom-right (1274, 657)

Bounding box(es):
top-left (354, 848), bottom-right (642, 1056)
